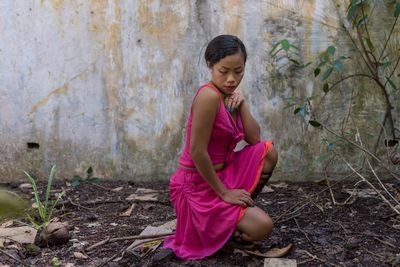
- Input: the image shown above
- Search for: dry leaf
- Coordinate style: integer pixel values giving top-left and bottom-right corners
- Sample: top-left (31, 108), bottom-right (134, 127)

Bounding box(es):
top-left (64, 263), bottom-right (75, 267)
top-left (342, 188), bottom-right (377, 198)
top-left (126, 193), bottom-right (157, 201)
top-left (271, 183), bottom-right (288, 189)
top-left (244, 244), bottom-right (292, 258)
top-left (112, 187), bottom-right (124, 192)
top-left (120, 203), bottom-right (136, 217)
top-left (233, 248), bottom-right (249, 256)
top-left (135, 188), bottom-right (158, 194)
top-left (73, 251), bottom-right (88, 259)
top-left (0, 220), bottom-right (13, 228)
top-left (18, 183), bottom-right (32, 190)
top-left (0, 226), bottom-right (37, 244)
top-left (264, 258), bottom-right (297, 267)
top-left (261, 186), bottom-right (275, 193)
top-left (129, 225), bottom-right (172, 257)
top-left (392, 224), bottom-right (400, 230)
top-left (159, 219), bottom-right (177, 231)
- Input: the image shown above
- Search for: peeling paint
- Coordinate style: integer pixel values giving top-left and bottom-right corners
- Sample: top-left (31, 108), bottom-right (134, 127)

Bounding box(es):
top-left (29, 84), bottom-right (68, 115)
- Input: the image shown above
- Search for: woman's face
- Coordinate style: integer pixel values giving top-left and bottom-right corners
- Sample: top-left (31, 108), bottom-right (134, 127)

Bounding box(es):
top-left (208, 52), bottom-right (245, 95)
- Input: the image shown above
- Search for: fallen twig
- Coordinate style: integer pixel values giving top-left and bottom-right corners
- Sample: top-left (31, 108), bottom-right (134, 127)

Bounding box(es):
top-left (86, 232), bottom-right (174, 252)
top-left (324, 126), bottom-right (400, 181)
top-left (294, 218), bottom-right (315, 247)
top-left (372, 236), bottom-right (397, 249)
top-left (274, 171), bottom-right (357, 223)
top-left (355, 129), bottom-right (400, 208)
top-left (331, 149), bottom-right (400, 215)
top-left (67, 197), bottom-right (95, 211)
top-left (298, 249), bottom-right (326, 263)
top-left (97, 236), bottom-right (166, 267)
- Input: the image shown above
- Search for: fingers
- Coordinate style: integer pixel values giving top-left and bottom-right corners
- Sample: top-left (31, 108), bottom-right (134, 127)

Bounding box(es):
top-left (224, 96), bottom-right (235, 111)
top-left (223, 189), bottom-right (255, 207)
top-left (225, 93), bottom-right (243, 111)
top-left (236, 190), bottom-right (254, 207)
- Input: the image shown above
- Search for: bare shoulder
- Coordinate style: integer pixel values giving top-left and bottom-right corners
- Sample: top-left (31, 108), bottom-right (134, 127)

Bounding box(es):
top-left (194, 86), bottom-right (220, 105)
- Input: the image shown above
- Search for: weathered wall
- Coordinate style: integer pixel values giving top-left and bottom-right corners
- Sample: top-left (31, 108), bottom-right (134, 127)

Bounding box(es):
top-left (0, 0), bottom-right (398, 181)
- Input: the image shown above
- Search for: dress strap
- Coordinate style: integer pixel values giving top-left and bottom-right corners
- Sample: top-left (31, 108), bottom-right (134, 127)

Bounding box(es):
top-left (192, 82), bottom-right (223, 102)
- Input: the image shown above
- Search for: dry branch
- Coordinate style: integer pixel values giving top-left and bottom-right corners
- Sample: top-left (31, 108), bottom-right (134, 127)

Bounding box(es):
top-left (86, 232), bottom-right (174, 252)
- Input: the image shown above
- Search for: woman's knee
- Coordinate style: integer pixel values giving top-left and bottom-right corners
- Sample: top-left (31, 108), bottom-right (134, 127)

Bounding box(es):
top-left (241, 213), bottom-right (274, 241)
top-left (258, 215), bottom-right (274, 239)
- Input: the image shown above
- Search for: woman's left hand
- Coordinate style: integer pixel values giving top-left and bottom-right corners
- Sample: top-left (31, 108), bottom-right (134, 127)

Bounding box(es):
top-left (224, 92), bottom-right (244, 112)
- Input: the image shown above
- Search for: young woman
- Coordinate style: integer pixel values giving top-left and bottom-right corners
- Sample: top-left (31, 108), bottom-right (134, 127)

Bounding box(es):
top-left (163, 35), bottom-right (278, 260)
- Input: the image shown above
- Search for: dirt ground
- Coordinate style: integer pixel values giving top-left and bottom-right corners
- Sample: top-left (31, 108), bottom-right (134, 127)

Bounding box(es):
top-left (1, 177), bottom-right (400, 267)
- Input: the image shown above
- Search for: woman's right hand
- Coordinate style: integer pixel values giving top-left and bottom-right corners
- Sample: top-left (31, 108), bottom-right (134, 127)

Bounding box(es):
top-left (220, 189), bottom-right (254, 207)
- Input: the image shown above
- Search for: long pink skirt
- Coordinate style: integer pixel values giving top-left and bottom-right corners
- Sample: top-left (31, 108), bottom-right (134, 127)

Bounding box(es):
top-left (163, 140), bottom-right (273, 260)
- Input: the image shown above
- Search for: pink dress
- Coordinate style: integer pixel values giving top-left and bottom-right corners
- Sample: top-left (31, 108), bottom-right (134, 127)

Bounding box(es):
top-left (163, 82), bottom-right (273, 260)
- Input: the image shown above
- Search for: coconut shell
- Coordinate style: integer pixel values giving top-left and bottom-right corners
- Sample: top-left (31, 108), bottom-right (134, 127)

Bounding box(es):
top-left (39, 222), bottom-right (70, 247)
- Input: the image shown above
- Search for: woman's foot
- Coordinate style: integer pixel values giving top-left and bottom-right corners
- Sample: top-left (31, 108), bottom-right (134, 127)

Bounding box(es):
top-left (221, 231), bottom-right (255, 252)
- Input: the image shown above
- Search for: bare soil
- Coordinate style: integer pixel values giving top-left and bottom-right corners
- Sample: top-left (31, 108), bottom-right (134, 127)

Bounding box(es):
top-left (1, 178), bottom-right (400, 267)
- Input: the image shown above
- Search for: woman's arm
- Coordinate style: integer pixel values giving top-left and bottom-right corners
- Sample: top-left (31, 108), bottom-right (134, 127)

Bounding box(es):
top-left (191, 87), bottom-right (254, 207)
top-left (225, 93), bottom-right (260, 145)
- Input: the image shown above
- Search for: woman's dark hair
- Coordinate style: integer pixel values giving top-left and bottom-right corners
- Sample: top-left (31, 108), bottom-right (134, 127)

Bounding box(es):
top-left (204, 35), bottom-right (247, 67)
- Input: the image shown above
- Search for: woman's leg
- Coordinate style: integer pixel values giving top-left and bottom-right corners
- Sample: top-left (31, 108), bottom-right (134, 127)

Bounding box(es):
top-left (251, 144), bottom-right (278, 199)
top-left (236, 207), bottom-right (273, 242)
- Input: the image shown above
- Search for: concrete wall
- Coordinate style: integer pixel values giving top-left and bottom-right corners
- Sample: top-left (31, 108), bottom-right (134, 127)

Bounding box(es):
top-left (0, 0), bottom-right (398, 181)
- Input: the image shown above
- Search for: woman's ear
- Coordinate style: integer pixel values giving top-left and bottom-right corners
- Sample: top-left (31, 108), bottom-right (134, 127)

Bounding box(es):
top-left (207, 62), bottom-right (213, 74)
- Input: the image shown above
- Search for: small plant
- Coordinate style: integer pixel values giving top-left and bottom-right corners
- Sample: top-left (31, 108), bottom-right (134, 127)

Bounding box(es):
top-left (24, 165), bottom-right (65, 229)
top-left (51, 257), bottom-right (62, 266)
top-left (71, 166), bottom-right (100, 188)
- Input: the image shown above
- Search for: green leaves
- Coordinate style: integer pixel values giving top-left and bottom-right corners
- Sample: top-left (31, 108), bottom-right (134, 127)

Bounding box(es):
top-left (327, 46), bottom-right (336, 56)
top-left (270, 39), bottom-right (300, 57)
top-left (51, 257), bottom-right (62, 266)
top-left (314, 68), bottom-right (321, 77)
top-left (309, 120), bottom-right (322, 128)
top-left (365, 38), bottom-right (375, 52)
top-left (347, 0), bottom-right (367, 22)
top-left (24, 165), bottom-right (64, 229)
top-left (386, 76), bottom-right (397, 90)
top-left (72, 166), bottom-right (100, 188)
top-left (315, 46), bottom-right (346, 81)
top-left (281, 39), bottom-right (290, 51)
top-left (395, 2), bottom-right (400, 17)
top-left (323, 83), bottom-right (329, 93)
top-left (333, 59), bottom-right (344, 73)
top-left (357, 14), bottom-right (368, 26)
top-left (294, 107), bottom-right (306, 118)
top-left (322, 67), bottom-right (334, 81)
